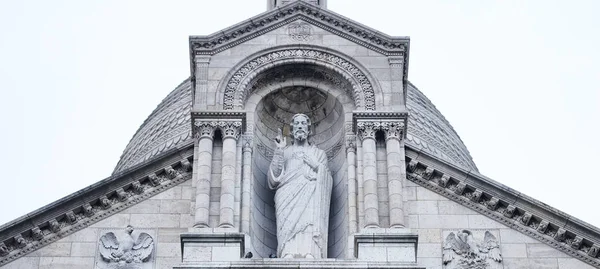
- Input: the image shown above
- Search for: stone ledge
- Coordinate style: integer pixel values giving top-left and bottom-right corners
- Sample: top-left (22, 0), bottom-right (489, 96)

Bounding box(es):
top-left (354, 232), bottom-right (418, 263)
top-left (181, 232), bottom-right (246, 262)
top-left (174, 259), bottom-right (424, 269)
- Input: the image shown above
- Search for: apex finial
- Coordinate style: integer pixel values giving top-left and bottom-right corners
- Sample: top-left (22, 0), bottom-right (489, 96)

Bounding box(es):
top-left (268, 0), bottom-right (327, 10)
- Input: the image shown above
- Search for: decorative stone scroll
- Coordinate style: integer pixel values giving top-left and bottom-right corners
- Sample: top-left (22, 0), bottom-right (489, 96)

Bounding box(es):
top-left (222, 48), bottom-right (376, 111)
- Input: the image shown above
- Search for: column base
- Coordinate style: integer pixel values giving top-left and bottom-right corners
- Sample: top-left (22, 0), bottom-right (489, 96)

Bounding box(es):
top-left (353, 229), bottom-right (418, 263)
top-left (181, 232), bottom-right (246, 263)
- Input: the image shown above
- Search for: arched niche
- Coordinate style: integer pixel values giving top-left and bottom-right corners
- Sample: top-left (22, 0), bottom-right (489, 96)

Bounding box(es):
top-left (245, 64), bottom-right (353, 258)
top-left (217, 45), bottom-right (383, 111)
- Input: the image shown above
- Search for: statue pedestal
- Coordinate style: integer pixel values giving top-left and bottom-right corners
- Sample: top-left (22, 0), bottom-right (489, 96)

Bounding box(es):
top-left (353, 229), bottom-right (419, 263)
top-left (180, 231), bottom-right (246, 263)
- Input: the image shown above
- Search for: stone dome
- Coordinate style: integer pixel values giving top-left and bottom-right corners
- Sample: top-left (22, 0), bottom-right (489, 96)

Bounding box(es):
top-left (112, 79), bottom-right (477, 174)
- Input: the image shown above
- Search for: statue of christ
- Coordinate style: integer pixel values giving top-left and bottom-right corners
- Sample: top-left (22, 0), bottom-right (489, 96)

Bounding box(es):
top-left (268, 113), bottom-right (333, 259)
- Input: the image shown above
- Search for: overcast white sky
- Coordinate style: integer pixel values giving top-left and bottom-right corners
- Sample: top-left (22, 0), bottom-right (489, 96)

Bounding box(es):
top-left (0, 0), bottom-right (598, 229)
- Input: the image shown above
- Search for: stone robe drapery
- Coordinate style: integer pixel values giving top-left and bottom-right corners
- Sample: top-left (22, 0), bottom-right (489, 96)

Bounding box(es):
top-left (268, 145), bottom-right (333, 258)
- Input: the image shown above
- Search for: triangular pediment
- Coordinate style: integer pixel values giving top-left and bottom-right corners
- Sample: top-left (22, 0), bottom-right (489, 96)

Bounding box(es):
top-left (405, 145), bottom-right (600, 268)
top-left (189, 1), bottom-right (409, 57)
top-left (0, 143), bottom-right (194, 266)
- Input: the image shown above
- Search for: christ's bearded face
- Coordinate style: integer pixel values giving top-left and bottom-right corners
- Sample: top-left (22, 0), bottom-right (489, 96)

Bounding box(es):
top-left (291, 114), bottom-right (310, 142)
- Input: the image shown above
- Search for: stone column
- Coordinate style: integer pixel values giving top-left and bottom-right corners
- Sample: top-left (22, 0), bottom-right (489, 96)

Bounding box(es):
top-left (193, 56), bottom-right (210, 108)
top-left (357, 121), bottom-right (380, 228)
top-left (218, 120), bottom-right (242, 228)
top-left (346, 135), bottom-right (358, 234)
top-left (382, 121), bottom-right (406, 228)
top-left (241, 134), bottom-right (253, 234)
top-left (356, 142), bottom-right (365, 230)
top-left (193, 120), bottom-right (217, 228)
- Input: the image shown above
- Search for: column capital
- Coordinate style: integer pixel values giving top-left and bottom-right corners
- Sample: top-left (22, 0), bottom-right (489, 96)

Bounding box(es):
top-left (356, 121), bottom-right (380, 141)
top-left (381, 120), bottom-right (405, 141)
top-left (345, 134), bottom-right (357, 153)
top-left (193, 119), bottom-right (218, 140)
top-left (242, 134), bottom-right (254, 152)
top-left (217, 120), bottom-right (242, 140)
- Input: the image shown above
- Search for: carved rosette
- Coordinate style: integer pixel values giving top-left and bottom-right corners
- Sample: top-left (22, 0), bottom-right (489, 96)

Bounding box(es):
top-left (217, 121), bottom-right (242, 140)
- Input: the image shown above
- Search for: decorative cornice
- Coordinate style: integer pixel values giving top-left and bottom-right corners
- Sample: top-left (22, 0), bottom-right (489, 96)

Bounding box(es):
top-left (405, 146), bottom-right (600, 268)
top-left (353, 112), bottom-right (408, 141)
top-left (189, 2), bottom-right (408, 56)
top-left (0, 147), bottom-right (194, 267)
top-left (192, 111), bottom-right (247, 138)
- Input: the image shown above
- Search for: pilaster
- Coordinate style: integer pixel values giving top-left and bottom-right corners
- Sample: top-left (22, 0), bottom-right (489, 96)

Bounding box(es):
top-left (193, 56), bottom-right (211, 110)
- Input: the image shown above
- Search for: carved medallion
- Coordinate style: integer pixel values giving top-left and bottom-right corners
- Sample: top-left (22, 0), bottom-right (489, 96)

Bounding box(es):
top-left (96, 226), bottom-right (155, 269)
top-left (288, 22), bottom-right (313, 42)
top-left (443, 230), bottom-right (502, 269)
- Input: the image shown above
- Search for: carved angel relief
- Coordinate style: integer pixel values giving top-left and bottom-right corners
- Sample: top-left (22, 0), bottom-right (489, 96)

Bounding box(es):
top-left (97, 226), bottom-right (154, 268)
top-left (443, 230), bottom-right (502, 269)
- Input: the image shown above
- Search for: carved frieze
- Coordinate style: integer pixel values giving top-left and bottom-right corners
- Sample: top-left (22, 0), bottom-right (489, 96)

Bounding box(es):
top-left (223, 49), bottom-right (377, 110)
top-left (97, 226), bottom-right (155, 268)
top-left (443, 230), bottom-right (502, 269)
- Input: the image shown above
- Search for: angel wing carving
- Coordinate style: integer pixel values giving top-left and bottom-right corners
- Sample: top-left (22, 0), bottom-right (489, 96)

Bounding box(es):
top-left (131, 232), bottom-right (154, 262)
top-left (443, 231), bottom-right (473, 265)
top-left (479, 231), bottom-right (502, 262)
top-left (98, 226), bottom-right (154, 264)
top-left (98, 232), bottom-right (120, 262)
top-left (443, 230), bottom-right (503, 268)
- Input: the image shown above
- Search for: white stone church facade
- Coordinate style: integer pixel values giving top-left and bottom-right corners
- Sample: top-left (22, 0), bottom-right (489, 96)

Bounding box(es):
top-left (1, 1), bottom-right (599, 268)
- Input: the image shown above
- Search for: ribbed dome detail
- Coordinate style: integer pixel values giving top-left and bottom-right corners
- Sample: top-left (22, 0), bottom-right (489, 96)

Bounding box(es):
top-left (113, 79), bottom-right (192, 174)
top-left (113, 80), bottom-right (477, 173)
